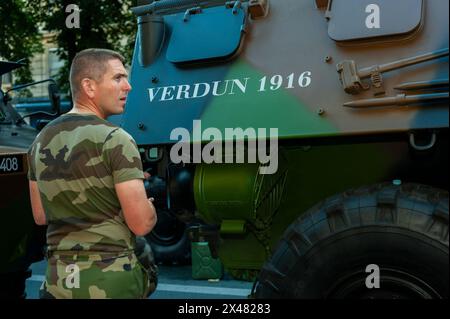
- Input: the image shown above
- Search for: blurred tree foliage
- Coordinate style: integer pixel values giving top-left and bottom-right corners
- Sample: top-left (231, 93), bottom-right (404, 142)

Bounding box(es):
top-left (0, 0), bottom-right (43, 88)
top-left (31, 0), bottom-right (137, 95)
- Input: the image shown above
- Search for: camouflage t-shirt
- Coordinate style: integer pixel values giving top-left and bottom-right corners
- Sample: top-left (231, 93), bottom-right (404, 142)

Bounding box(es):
top-left (27, 113), bottom-right (145, 255)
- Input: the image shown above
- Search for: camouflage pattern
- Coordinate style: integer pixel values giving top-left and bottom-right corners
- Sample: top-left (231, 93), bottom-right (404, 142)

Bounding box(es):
top-left (111, 0), bottom-right (449, 278)
top-left (114, 0), bottom-right (449, 144)
top-left (40, 252), bottom-right (146, 299)
top-left (27, 113), bottom-right (150, 298)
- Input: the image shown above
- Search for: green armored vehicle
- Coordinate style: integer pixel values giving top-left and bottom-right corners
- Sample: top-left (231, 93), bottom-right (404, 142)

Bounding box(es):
top-left (0, 60), bottom-right (60, 298)
top-left (0, 61), bottom-right (42, 298)
top-left (113, 0), bottom-right (449, 298)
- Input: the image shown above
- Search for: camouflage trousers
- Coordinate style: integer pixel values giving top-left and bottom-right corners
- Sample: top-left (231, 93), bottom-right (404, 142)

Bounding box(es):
top-left (39, 251), bottom-right (152, 299)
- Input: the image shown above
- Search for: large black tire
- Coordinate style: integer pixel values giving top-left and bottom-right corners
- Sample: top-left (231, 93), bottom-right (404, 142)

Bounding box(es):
top-left (145, 209), bottom-right (191, 265)
top-left (255, 183), bottom-right (449, 299)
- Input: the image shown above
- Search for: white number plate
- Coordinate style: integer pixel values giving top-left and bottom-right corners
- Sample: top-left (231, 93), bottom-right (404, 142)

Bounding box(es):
top-left (0, 154), bottom-right (24, 174)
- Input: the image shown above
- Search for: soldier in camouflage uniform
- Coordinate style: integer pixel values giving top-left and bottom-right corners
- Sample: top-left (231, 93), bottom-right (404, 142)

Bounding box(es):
top-left (27, 48), bottom-right (157, 299)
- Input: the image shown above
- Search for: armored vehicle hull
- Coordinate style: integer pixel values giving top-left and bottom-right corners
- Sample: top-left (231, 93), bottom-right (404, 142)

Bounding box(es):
top-left (116, 0), bottom-right (449, 298)
top-left (0, 61), bottom-right (46, 298)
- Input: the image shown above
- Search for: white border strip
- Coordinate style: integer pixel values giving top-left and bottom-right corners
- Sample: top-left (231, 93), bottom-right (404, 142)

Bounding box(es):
top-left (156, 283), bottom-right (250, 297)
top-left (28, 276), bottom-right (251, 297)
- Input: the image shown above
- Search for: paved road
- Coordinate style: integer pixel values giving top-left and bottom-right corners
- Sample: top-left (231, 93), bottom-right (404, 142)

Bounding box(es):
top-left (26, 261), bottom-right (254, 299)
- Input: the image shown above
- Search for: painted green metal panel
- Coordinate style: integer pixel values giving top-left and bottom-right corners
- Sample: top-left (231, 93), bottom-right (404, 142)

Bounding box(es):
top-left (118, 0), bottom-right (448, 145)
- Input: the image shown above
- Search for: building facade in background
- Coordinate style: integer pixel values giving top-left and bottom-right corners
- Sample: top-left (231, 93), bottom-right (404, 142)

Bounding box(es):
top-left (1, 31), bottom-right (63, 99)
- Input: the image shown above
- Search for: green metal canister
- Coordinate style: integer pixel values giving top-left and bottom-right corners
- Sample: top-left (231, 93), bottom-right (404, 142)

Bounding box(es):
top-left (191, 242), bottom-right (223, 280)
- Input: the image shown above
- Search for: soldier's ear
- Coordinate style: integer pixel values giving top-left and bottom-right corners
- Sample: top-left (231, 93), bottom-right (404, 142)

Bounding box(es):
top-left (80, 78), bottom-right (96, 99)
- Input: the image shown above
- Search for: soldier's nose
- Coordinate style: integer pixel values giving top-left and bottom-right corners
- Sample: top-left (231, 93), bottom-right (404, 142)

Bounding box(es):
top-left (124, 79), bottom-right (132, 91)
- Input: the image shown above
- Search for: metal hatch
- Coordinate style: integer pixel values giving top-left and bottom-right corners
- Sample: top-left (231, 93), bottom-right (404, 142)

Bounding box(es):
top-left (325, 0), bottom-right (424, 42)
top-left (166, 3), bottom-right (248, 64)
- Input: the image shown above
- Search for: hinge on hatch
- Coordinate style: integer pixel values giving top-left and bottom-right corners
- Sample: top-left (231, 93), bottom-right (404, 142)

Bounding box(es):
top-left (226, 0), bottom-right (269, 20)
top-left (225, 0), bottom-right (243, 14)
top-left (225, 0), bottom-right (249, 34)
top-left (183, 6), bottom-right (203, 22)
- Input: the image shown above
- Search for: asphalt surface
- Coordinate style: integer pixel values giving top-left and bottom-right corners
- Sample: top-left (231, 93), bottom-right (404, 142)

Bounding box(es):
top-left (26, 260), bottom-right (254, 299)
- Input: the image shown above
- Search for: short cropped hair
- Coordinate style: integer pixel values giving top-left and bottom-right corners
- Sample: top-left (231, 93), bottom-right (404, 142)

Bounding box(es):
top-left (69, 48), bottom-right (125, 98)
